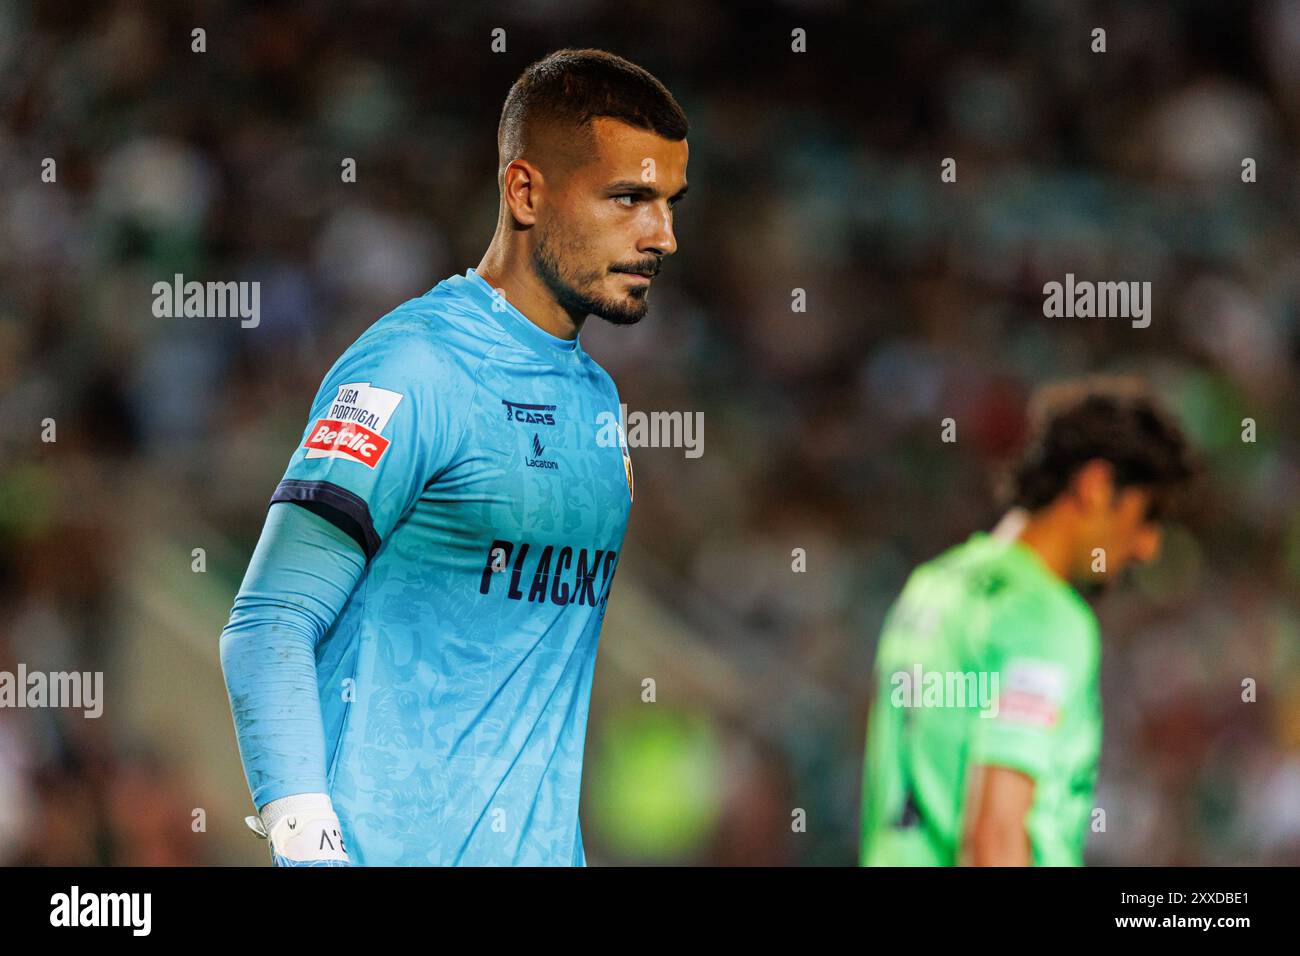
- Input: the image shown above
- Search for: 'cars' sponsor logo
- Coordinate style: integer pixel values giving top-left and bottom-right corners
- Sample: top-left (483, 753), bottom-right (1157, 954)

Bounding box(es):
top-left (503, 399), bottom-right (557, 426)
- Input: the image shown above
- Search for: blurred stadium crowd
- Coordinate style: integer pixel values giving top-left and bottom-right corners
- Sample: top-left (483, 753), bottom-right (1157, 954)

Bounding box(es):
top-left (1, 0), bottom-right (1298, 864)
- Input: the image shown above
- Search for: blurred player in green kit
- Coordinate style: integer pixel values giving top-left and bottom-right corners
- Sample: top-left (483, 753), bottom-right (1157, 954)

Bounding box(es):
top-left (860, 379), bottom-right (1196, 866)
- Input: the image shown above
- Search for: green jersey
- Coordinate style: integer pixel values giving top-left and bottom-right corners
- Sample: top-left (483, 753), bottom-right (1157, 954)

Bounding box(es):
top-left (860, 531), bottom-right (1102, 866)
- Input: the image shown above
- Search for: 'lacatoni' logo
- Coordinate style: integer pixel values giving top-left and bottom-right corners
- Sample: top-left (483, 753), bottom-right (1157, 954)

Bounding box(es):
top-left (526, 431), bottom-right (557, 470)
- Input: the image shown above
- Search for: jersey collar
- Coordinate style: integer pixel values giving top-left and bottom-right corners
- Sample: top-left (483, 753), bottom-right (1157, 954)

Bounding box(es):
top-left (462, 268), bottom-right (583, 363)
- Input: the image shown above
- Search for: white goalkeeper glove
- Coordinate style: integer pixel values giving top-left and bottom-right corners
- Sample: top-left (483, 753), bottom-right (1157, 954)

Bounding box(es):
top-left (245, 793), bottom-right (351, 867)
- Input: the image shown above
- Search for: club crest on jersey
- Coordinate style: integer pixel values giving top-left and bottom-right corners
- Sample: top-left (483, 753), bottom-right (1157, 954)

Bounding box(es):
top-left (303, 382), bottom-right (403, 468)
top-left (611, 418), bottom-right (633, 502)
top-left (502, 399), bottom-right (557, 426)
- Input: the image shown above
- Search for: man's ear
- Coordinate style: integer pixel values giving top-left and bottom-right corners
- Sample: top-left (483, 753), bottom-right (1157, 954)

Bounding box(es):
top-left (1072, 459), bottom-right (1116, 512)
top-left (502, 159), bottom-right (541, 227)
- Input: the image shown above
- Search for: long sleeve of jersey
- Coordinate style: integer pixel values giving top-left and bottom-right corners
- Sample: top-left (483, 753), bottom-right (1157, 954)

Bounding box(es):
top-left (219, 501), bottom-right (367, 810)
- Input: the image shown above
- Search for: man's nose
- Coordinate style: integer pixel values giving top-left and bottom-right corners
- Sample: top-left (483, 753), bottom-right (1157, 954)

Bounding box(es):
top-left (641, 203), bottom-right (677, 258)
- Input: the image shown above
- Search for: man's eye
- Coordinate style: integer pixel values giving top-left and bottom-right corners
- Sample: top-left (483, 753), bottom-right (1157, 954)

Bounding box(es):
top-left (613, 195), bottom-right (636, 206)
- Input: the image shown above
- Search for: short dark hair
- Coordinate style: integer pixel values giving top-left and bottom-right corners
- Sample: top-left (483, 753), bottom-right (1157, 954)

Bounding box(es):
top-left (497, 49), bottom-right (688, 176)
top-left (1010, 378), bottom-right (1197, 519)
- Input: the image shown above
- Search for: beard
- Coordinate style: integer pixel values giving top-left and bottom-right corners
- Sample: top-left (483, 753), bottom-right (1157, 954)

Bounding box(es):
top-left (531, 222), bottom-right (654, 326)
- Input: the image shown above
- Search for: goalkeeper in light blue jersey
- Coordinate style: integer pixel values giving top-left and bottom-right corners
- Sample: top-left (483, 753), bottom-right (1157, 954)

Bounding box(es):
top-left (219, 49), bottom-right (689, 866)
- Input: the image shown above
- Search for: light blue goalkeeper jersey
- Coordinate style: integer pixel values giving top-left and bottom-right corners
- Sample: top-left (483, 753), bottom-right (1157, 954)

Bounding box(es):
top-left (268, 268), bottom-right (633, 865)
